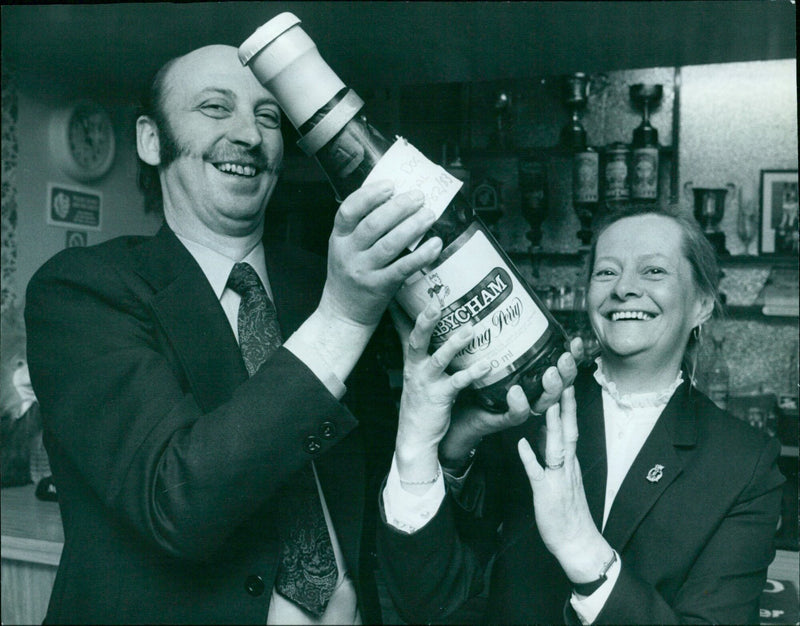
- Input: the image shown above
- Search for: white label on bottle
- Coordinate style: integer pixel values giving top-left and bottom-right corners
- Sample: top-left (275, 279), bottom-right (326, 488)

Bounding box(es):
top-left (396, 226), bottom-right (550, 388)
top-left (631, 148), bottom-right (659, 199)
top-left (363, 137), bottom-right (463, 250)
top-left (573, 151), bottom-right (599, 203)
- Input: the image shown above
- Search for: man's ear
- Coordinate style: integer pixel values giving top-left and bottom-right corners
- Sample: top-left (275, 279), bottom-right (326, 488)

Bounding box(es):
top-left (136, 115), bottom-right (161, 166)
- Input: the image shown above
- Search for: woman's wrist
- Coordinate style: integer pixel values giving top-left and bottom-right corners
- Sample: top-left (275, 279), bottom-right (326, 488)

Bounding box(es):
top-left (555, 534), bottom-right (615, 585)
top-left (439, 415), bottom-right (485, 468)
top-left (395, 441), bottom-right (440, 482)
top-left (438, 438), bottom-right (480, 473)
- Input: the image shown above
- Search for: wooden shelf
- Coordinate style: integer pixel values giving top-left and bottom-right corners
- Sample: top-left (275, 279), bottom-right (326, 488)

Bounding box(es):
top-left (466, 145), bottom-right (674, 161)
top-left (720, 255), bottom-right (798, 269)
top-left (724, 305), bottom-right (798, 320)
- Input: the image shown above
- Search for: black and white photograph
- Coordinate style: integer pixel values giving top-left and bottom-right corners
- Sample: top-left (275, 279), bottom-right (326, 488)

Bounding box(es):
top-left (760, 169), bottom-right (799, 257)
top-left (1, 3), bottom-right (797, 625)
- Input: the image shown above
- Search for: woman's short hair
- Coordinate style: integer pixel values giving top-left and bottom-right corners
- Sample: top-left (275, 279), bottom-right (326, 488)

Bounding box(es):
top-left (586, 203), bottom-right (724, 354)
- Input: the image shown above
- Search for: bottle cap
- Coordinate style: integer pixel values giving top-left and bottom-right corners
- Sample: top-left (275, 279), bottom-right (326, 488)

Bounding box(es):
top-left (239, 13), bottom-right (346, 128)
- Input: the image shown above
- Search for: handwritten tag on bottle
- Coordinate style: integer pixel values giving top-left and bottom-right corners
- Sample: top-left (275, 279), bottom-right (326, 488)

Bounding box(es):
top-left (364, 137), bottom-right (462, 250)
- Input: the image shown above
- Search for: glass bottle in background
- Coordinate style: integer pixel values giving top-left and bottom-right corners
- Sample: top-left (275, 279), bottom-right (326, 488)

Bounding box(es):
top-left (629, 84), bottom-right (662, 203)
top-left (706, 332), bottom-right (730, 410)
top-left (239, 13), bottom-right (570, 412)
top-left (561, 73), bottom-right (599, 247)
top-left (602, 142), bottom-right (631, 208)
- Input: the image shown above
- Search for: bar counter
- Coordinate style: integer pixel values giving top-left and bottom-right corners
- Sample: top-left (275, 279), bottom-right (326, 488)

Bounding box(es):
top-left (1, 484), bottom-right (63, 625)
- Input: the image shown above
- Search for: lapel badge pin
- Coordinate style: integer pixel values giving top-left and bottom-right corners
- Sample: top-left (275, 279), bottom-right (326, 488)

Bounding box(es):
top-left (646, 464), bottom-right (664, 483)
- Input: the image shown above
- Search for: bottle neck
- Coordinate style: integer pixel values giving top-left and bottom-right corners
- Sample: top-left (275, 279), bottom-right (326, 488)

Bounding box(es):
top-left (298, 88), bottom-right (349, 136)
top-left (295, 87), bottom-right (393, 199)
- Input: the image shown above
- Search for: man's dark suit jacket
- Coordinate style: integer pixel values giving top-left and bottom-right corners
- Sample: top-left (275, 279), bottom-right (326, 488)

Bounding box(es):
top-left (25, 224), bottom-right (398, 624)
top-left (378, 365), bottom-right (785, 624)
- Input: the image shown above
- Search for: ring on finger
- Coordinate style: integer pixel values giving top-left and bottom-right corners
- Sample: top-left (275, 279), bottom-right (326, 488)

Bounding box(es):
top-left (546, 458), bottom-right (565, 470)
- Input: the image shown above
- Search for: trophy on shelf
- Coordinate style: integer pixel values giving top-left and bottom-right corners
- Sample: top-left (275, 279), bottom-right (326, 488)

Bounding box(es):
top-left (735, 185), bottom-right (758, 255)
top-left (518, 155), bottom-right (548, 249)
top-left (561, 73), bottom-right (600, 247)
top-left (684, 181), bottom-right (736, 256)
top-left (629, 84), bottom-right (663, 202)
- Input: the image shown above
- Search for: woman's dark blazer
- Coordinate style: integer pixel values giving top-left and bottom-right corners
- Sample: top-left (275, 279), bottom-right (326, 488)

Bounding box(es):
top-left (378, 365), bottom-right (784, 624)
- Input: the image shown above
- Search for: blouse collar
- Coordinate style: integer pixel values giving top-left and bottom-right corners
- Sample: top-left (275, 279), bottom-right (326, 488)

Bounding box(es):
top-left (593, 357), bottom-right (683, 409)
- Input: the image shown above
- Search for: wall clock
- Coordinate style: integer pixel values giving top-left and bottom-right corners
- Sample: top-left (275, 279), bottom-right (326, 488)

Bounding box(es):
top-left (49, 100), bottom-right (116, 182)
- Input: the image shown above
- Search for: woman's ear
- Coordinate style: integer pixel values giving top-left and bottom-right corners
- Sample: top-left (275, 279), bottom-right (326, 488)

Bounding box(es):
top-left (694, 293), bottom-right (715, 328)
top-left (136, 116), bottom-right (161, 166)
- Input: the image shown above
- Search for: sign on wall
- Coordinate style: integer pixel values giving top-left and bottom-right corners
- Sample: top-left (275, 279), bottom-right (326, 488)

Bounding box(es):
top-left (65, 230), bottom-right (88, 248)
top-left (46, 183), bottom-right (102, 231)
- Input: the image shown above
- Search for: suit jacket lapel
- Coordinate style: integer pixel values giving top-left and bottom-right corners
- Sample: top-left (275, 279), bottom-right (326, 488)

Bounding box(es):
top-left (133, 224), bottom-right (247, 413)
top-left (602, 382), bottom-right (697, 551)
top-left (264, 243), bottom-right (324, 338)
top-left (575, 370), bottom-right (608, 531)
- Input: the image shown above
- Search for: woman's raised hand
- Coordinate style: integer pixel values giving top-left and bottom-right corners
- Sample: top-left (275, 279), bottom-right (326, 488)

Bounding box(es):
top-left (390, 299), bottom-right (490, 486)
top-left (517, 386), bottom-right (614, 585)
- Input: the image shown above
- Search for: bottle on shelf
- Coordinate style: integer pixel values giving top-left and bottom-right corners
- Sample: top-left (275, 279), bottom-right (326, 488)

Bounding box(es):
top-left (602, 141), bottom-right (631, 208)
top-left (560, 73), bottom-right (599, 247)
top-left (239, 13), bottom-right (570, 412)
top-left (629, 84), bottom-right (663, 203)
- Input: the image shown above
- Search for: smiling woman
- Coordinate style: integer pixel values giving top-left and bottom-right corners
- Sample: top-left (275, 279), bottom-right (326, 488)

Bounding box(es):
top-left (377, 201), bottom-right (784, 625)
top-left (586, 204), bottom-right (724, 390)
top-left (587, 207), bottom-right (717, 394)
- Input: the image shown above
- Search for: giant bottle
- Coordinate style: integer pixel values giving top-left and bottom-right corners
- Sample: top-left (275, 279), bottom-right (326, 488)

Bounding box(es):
top-left (239, 13), bottom-right (569, 412)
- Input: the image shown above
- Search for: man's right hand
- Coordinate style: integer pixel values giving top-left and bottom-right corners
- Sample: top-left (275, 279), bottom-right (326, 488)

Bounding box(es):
top-left (285, 182), bottom-right (442, 388)
top-left (319, 181), bottom-right (443, 330)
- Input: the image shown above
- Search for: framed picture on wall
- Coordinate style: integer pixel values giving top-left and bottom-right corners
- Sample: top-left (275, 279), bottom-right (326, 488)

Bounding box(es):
top-left (759, 169), bottom-right (799, 256)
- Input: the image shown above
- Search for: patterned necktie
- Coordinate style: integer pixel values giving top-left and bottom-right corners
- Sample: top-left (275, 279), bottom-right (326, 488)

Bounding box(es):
top-left (227, 262), bottom-right (337, 617)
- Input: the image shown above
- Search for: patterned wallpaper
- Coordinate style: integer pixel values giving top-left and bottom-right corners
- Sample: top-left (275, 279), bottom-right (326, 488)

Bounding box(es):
top-left (1, 59), bottom-right (19, 313)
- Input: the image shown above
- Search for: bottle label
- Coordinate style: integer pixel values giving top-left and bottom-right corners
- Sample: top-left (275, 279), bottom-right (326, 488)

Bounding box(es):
top-left (396, 224), bottom-right (550, 388)
top-left (363, 137), bottom-right (463, 249)
top-left (631, 147), bottom-right (659, 200)
top-left (573, 151), bottom-right (599, 203)
top-left (603, 152), bottom-right (630, 201)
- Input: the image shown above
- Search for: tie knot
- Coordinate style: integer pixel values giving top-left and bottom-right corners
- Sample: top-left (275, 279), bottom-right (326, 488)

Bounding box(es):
top-left (227, 262), bottom-right (264, 297)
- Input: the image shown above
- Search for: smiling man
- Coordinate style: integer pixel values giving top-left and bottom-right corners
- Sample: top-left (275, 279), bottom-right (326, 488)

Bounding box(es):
top-left (25, 44), bottom-right (442, 624)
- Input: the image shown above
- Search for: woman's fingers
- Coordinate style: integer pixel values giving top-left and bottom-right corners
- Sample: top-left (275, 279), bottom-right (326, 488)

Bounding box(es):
top-left (406, 298), bottom-right (441, 360)
top-left (428, 323), bottom-right (474, 375)
top-left (569, 336), bottom-right (585, 365)
top-left (530, 365), bottom-right (565, 415)
top-left (544, 401), bottom-right (565, 469)
top-left (449, 359), bottom-right (491, 392)
top-left (505, 386), bottom-right (532, 428)
top-left (518, 437), bottom-right (545, 482)
top-left (561, 386), bottom-right (579, 460)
